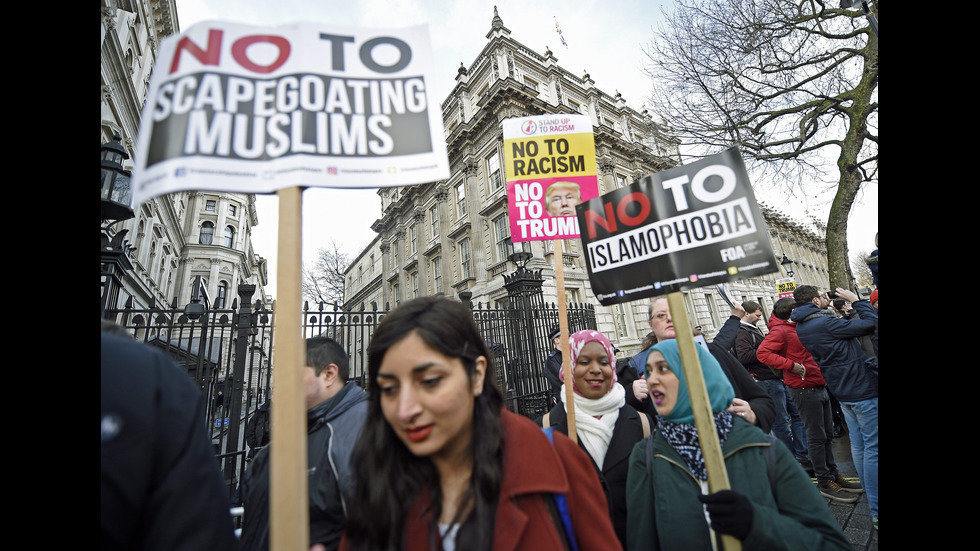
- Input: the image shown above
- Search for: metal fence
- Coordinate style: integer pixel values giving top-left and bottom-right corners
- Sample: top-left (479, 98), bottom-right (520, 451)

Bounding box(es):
top-left (104, 287), bottom-right (595, 500)
top-left (104, 285), bottom-right (273, 501)
top-left (471, 301), bottom-right (597, 419)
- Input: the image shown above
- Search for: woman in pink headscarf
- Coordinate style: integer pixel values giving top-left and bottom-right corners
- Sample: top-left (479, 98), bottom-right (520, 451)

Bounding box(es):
top-left (535, 329), bottom-right (653, 549)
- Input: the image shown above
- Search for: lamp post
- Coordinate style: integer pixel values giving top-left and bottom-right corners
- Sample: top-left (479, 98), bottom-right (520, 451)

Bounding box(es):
top-left (185, 276), bottom-right (212, 391)
top-left (503, 250), bottom-right (547, 410)
top-left (101, 134), bottom-right (136, 320)
top-left (779, 254), bottom-right (795, 278)
top-left (776, 254), bottom-right (797, 299)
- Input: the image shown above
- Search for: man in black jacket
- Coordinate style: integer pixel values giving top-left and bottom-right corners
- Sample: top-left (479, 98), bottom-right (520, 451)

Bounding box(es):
top-left (542, 324), bottom-right (564, 405)
top-left (630, 297), bottom-right (775, 433)
top-left (240, 336), bottom-right (368, 551)
top-left (101, 332), bottom-right (239, 551)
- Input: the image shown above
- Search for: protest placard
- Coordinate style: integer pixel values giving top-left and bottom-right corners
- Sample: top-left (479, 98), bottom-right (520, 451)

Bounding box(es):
top-left (501, 113), bottom-right (600, 441)
top-left (128, 20), bottom-right (449, 551)
top-left (502, 114), bottom-right (598, 242)
top-left (130, 20), bottom-right (449, 206)
top-left (777, 277), bottom-right (797, 298)
top-left (577, 148), bottom-right (777, 306)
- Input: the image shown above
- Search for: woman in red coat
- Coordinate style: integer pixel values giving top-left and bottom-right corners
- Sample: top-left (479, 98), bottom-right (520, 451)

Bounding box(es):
top-left (341, 296), bottom-right (618, 551)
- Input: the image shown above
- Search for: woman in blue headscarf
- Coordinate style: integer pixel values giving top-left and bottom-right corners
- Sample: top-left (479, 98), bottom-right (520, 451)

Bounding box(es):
top-left (625, 340), bottom-right (849, 551)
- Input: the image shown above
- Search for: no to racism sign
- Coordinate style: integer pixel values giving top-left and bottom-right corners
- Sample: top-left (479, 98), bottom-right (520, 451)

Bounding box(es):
top-left (502, 114), bottom-right (599, 242)
top-left (130, 21), bottom-right (449, 205)
top-left (577, 148), bottom-right (777, 306)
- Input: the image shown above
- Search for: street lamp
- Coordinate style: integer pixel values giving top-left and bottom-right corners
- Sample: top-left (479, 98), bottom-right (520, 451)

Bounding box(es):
top-left (780, 254), bottom-right (795, 278)
top-left (101, 134), bottom-right (135, 222)
top-left (185, 275), bottom-right (211, 320)
top-left (839, 0), bottom-right (878, 36)
top-left (101, 134), bottom-right (136, 320)
top-left (508, 250), bottom-right (533, 269)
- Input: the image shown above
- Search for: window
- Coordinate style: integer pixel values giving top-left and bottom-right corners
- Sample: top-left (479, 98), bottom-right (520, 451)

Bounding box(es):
top-left (565, 288), bottom-right (582, 304)
top-left (369, 254), bottom-right (375, 274)
top-left (411, 272), bottom-right (419, 298)
top-left (569, 100), bottom-right (581, 112)
top-left (199, 222), bottom-right (214, 245)
top-left (228, 204), bottom-right (237, 216)
top-left (392, 242), bottom-right (399, 268)
top-left (432, 257), bottom-right (442, 293)
top-left (459, 238), bottom-right (472, 279)
top-left (524, 77), bottom-right (539, 91)
top-left (410, 225), bottom-right (417, 254)
top-left (393, 283), bottom-right (401, 305)
top-left (429, 205), bottom-right (439, 239)
top-left (704, 293), bottom-right (720, 327)
top-left (224, 226), bottom-right (235, 247)
top-left (614, 304), bottom-right (631, 339)
top-left (205, 199), bottom-right (216, 211)
top-left (617, 174), bottom-right (628, 189)
top-left (215, 281), bottom-right (228, 308)
top-left (487, 151), bottom-right (501, 191)
top-left (493, 214), bottom-right (511, 261)
top-left (455, 181), bottom-right (466, 218)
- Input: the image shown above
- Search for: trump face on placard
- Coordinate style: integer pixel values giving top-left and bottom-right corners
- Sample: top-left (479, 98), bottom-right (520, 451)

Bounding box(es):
top-left (545, 181), bottom-right (581, 217)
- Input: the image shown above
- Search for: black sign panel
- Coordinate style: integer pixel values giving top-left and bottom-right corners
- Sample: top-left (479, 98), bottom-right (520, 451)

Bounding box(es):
top-left (576, 148), bottom-right (776, 306)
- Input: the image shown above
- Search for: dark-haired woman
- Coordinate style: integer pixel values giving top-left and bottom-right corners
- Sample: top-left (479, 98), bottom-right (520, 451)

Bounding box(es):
top-left (341, 296), bottom-right (617, 551)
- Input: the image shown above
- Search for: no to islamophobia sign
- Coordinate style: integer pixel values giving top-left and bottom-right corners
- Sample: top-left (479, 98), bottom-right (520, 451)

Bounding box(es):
top-left (130, 21), bottom-right (449, 206)
top-left (577, 148), bottom-right (777, 306)
top-left (502, 114), bottom-right (599, 242)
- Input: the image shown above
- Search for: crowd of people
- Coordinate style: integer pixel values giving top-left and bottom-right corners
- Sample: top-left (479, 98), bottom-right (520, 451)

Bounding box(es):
top-left (103, 283), bottom-right (877, 550)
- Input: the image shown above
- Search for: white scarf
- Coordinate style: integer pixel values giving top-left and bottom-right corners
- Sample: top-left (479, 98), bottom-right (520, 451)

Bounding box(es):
top-left (560, 382), bottom-right (626, 470)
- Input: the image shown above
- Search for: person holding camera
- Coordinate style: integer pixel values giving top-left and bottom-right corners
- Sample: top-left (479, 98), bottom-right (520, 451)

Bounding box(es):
top-left (791, 286), bottom-right (878, 530)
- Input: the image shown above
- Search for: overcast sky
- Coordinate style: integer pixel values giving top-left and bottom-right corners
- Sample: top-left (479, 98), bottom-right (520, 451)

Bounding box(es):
top-left (173, 0), bottom-right (878, 297)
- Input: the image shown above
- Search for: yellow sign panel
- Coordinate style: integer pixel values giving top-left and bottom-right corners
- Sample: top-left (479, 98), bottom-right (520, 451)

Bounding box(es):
top-left (777, 279), bottom-right (796, 294)
top-left (503, 132), bottom-right (597, 180)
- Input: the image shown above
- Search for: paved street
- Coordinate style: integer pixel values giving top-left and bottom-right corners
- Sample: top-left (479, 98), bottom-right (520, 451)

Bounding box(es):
top-left (825, 433), bottom-right (878, 550)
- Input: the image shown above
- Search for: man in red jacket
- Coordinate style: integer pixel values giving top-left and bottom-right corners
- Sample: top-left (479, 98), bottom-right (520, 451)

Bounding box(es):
top-left (757, 298), bottom-right (864, 504)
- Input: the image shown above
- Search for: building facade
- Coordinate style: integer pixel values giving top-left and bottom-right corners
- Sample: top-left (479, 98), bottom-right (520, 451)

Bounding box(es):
top-left (343, 8), bottom-right (829, 357)
top-left (101, 0), bottom-right (270, 315)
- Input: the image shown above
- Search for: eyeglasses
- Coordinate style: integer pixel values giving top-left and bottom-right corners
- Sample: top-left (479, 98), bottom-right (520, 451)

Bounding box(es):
top-left (650, 312), bottom-right (670, 322)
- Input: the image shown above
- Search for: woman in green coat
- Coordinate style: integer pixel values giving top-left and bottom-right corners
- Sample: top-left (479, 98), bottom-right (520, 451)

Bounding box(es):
top-left (625, 340), bottom-right (849, 551)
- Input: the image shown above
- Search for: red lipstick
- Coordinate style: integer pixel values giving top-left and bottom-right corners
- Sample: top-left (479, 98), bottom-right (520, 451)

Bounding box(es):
top-left (405, 424), bottom-right (434, 442)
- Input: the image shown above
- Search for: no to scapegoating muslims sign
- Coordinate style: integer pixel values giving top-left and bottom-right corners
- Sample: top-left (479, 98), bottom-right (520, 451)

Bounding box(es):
top-left (130, 21), bottom-right (449, 206)
top-left (576, 148), bottom-right (777, 306)
top-left (502, 114), bottom-right (599, 242)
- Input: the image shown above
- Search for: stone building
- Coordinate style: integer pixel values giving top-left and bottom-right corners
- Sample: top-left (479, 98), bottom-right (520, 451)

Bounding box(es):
top-left (344, 8), bottom-right (829, 357)
top-left (101, 0), bottom-right (270, 317)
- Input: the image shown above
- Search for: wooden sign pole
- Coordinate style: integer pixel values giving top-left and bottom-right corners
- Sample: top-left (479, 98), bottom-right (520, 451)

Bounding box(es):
top-left (270, 187), bottom-right (309, 551)
top-left (554, 239), bottom-right (576, 443)
top-left (667, 291), bottom-right (741, 551)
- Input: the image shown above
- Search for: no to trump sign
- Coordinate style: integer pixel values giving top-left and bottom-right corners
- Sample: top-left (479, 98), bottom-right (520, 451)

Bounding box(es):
top-left (502, 114), bottom-right (599, 242)
top-left (131, 21), bottom-right (449, 205)
top-left (577, 148), bottom-right (777, 306)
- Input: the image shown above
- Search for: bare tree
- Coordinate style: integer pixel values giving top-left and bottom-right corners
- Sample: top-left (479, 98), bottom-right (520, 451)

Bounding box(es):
top-left (850, 249), bottom-right (874, 290)
top-left (303, 239), bottom-right (351, 307)
top-left (645, 0), bottom-right (877, 288)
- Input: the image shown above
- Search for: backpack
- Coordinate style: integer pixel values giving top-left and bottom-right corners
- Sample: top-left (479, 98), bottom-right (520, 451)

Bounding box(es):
top-left (541, 427), bottom-right (580, 551)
